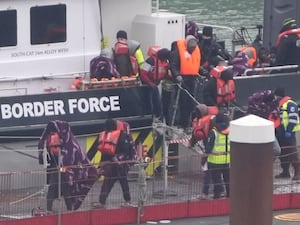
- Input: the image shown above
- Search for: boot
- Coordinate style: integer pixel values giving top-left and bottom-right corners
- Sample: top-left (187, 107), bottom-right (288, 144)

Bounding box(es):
top-left (275, 172), bottom-right (290, 179)
top-left (275, 162), bottom-right (290, 178)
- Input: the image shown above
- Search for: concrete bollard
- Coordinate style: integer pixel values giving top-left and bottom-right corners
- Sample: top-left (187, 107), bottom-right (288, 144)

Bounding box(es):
top-left (229, 114), bottom-right (274, 225)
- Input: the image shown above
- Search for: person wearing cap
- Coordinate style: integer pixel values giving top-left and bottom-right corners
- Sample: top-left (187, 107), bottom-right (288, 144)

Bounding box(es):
top-left (140, 47), bottom-right (171, 121)
top-left (169, 35), bottom-right (201, 129)
top-left (275, 18), bottom-right (300, 68)
top-left (204, 112), bottom-right (230, 199)
top-left (113, 30), bottom-right (144, 77)
top-left (95, 118), bottom-right (135, 208)
top-left (274, 87), bottom-right (300, 180)
top-left (90, 48), bottom-right (120, 81)
top-left (199, 26), bottom-right (231, 71)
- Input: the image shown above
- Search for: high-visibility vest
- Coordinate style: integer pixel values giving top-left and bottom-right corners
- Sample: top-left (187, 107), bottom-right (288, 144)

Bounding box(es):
top-left (279, 96), bottom-right (300, 132)
top-left (207, 129), bottom-right (230, 164)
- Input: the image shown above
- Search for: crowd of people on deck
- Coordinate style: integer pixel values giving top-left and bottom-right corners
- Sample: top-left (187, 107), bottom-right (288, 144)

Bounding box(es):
top-left (38, 18), bottom-right (300, 213)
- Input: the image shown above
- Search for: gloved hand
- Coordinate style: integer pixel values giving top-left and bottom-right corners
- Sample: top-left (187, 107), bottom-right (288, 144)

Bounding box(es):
top-left (176, 75), bottom-right (183, 83)
top-left (284, 132), bottom-right (292, 138)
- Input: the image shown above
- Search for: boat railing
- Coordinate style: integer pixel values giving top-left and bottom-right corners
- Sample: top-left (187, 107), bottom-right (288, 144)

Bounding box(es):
top-left (0, 72), bottom-right (88, 82)
top-left (196, 23), bottom-right (235, 54)
top-left (80, 77), bottom-right (141, 90)
top-left (242, 65), bottom-right (299, 76)
top-left (0, 87), bottom-right (28, 96)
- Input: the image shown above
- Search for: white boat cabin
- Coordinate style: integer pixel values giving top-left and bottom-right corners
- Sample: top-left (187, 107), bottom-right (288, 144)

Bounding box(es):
top-left (0, 0), bottom-right (185, 96)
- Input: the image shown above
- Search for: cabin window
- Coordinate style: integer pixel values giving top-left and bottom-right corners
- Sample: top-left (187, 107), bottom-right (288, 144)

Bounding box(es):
top-left (0, 10), bottom-right (17, 47)
top-left (30, 4), bottom-right (66, 45)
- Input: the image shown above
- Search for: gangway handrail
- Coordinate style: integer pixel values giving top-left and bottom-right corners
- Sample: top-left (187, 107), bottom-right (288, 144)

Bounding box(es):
top-left (243, 65), bottom-right (299, 76)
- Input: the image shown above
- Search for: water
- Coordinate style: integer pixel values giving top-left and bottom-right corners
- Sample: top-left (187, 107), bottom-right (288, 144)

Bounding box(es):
top-left (155, 0), bottom-right (264, 52)
top-left (157, 0), bottom-right (263, 29)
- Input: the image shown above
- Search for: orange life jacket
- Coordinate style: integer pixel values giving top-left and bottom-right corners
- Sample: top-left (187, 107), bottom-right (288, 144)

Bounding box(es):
top-left (192, 115), bottom-right (213, 141)
top-left (177, 39), bottom-right (201, 75)
top-left (240, 46), bottom-right (257, 67)
top-left (210, 66), bottom-right (236, 105)
top-left (146, 46), bottom-right (169, 84)
top-left (114, 40), bottom-right (138, 76)
top-left (192, 106), bottom-right (219, 141)
top-left (98, 130), bottom-right (121, 155)
top-left (276, 28), bottom-right (300, 47)
top-left (46, 132), bottom-right (61, 156)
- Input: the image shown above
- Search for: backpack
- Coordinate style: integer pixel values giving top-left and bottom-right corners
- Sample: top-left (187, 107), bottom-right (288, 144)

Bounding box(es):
top-left (247, 90), bottom-right (279, 119)
top-left (116, 120), bottom-right (137, 160)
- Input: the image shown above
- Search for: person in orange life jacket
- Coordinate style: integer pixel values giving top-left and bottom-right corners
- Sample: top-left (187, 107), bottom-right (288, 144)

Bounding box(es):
top-left (273, 88), bottom-right (300, 180)
top-left (189, 104), bottom-right (221, 200)
top-left (170, 35), bottom-right (201, 129)
top-left (140, 47), bottom-right (171, 120)
top-left (96, 119), bottom-right (134, 207)
top-left (189, 104), bottom-right (219, 147)
top-left (38, 121), bottom-right (98, 212)
top-left (202, 66), bottom-right (235, 107)
top-left (275, 18), bottom-right (300, 72)
top-left (113, 30), bottom-right (144, 77)
top-left (38, 122), bottom-right (73, 212)
top-left (204, 112), bottom-right (230, 199)
top-left (90, 48), bottom-right (120, 81)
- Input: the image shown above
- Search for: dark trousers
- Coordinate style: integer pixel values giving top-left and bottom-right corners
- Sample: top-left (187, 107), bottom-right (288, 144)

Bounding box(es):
top-left (202, 170), bottom-right (211, 195)
top-left (148, 86), bottom-right (162, 118)
top-left (277, 135), bottom-right (300, 176)
top-left (161, 88), bottom-right (173, 126)
top-left (47, 171), bottom-right (73, 211)
top-left (99, 164), bottom-right (130, 205)
top-left (208, 162), bottom-right (230, 198)
top-left (178, 76), bottom-right (197, 128)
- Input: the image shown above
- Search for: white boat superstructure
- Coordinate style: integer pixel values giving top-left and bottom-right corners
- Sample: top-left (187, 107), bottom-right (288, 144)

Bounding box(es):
top-left (0, 0), bottom-right (185, 96)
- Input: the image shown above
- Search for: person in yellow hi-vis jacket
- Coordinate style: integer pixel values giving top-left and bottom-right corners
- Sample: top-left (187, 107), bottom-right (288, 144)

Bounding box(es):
top-left (274, 87), bottom-right (300, 180)
top-left (204, 112), bottom-right (230, 199)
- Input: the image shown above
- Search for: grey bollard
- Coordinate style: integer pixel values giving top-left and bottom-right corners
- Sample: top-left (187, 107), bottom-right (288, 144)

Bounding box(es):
top-left (229, 114), bottom-right (274, 225)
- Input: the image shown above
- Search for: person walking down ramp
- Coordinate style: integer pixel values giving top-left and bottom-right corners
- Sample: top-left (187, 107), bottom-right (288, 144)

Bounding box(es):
top-left (95, 119), bottom-right (135, 208)
top-left (204, 113), bottom-right (230, 199)
top-left (38, 120), bottom-right (98, 212)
